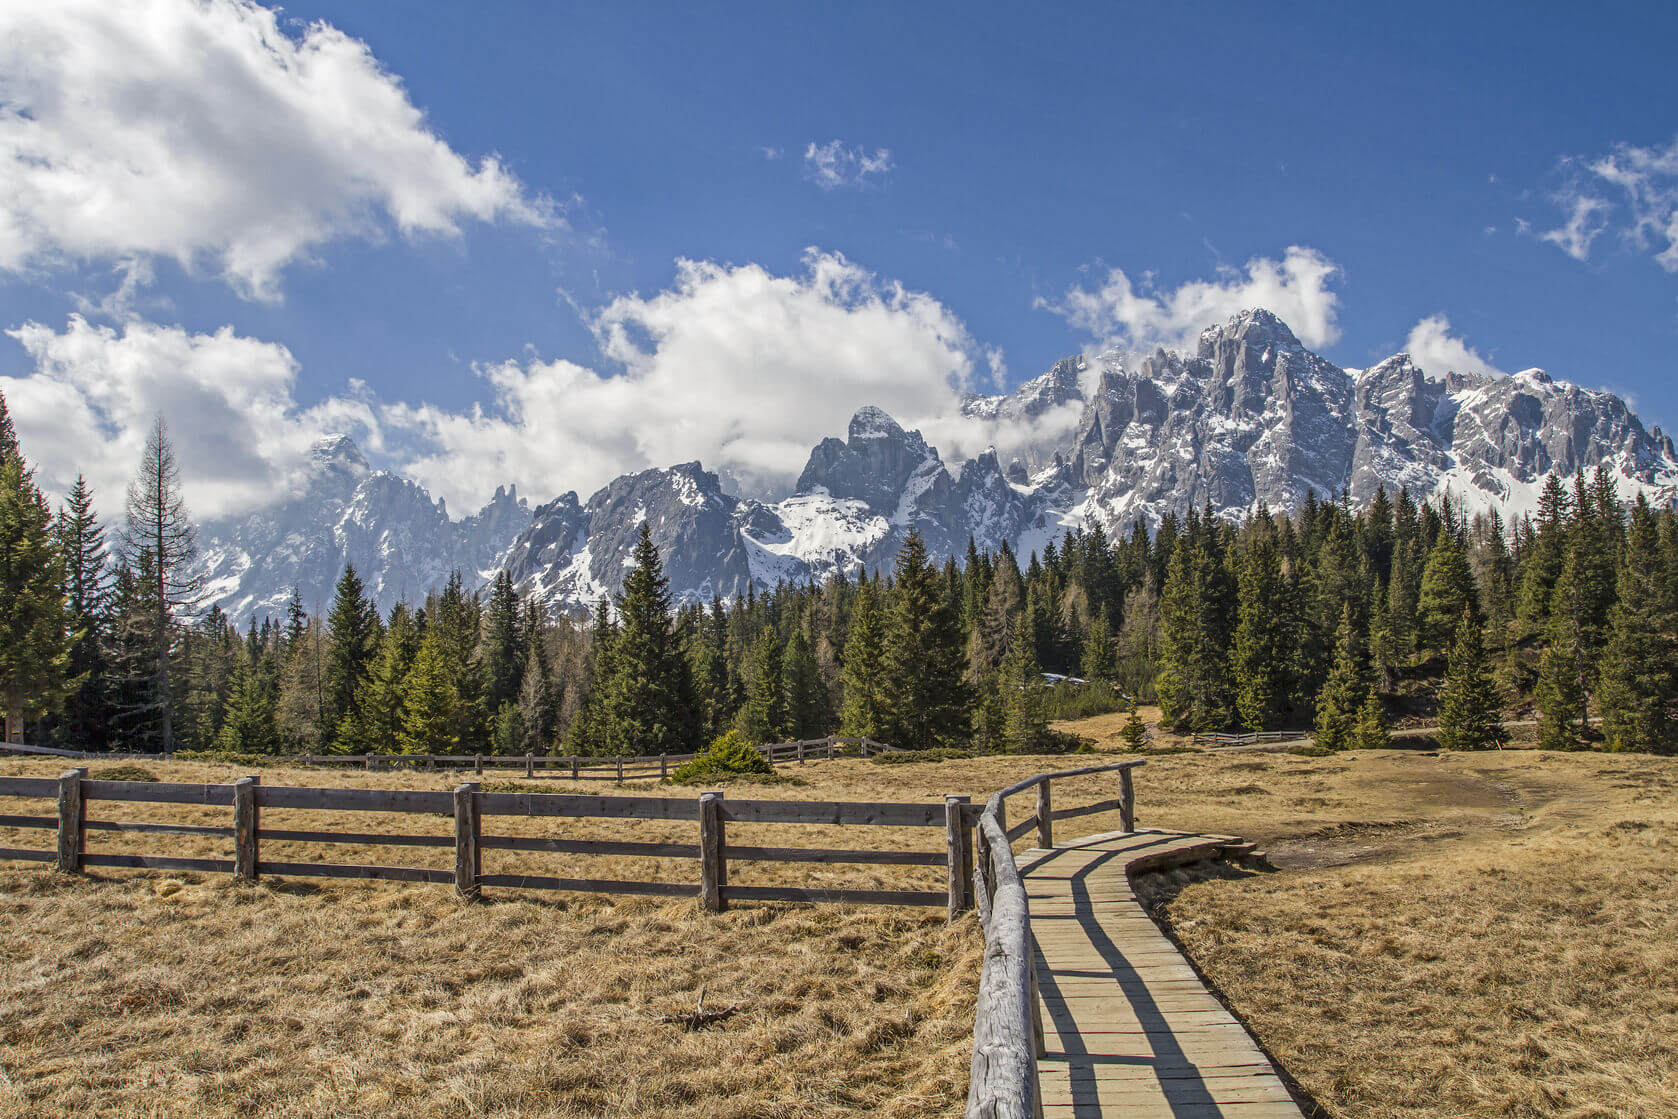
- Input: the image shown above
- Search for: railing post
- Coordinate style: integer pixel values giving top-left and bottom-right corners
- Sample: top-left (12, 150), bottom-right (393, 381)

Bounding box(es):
top-left (699, 791), bottom-right (726, 912)
top-left (454, 782), bottom-right (481, 902)
top-left (474, 753), bottom-right (482, 776)
top-left (426, 755), bottom-right (436, 772)
top-left (1120, 766), bottom-right (1136, 833)
top-left (945, 794), bottom-right (971, 922)
top-left (1030, 931), bottom-right (1045, 1059)
top-left (571, 756), bottom-right (579, 780)
top-left (1036, 779), bottom-right (1053, 849)
top-left (659, 753), bottom-right (667, 778)
top-left (524, 753), bottom-right (534, 778)
top-left (55, 767), bottom-right (86, 873)
top-left (616, 756), bottom-right (623, 784)
top-left (796, 740), bottom-right (805, 764)
top-left (233, 775), bottom-right (260, 881)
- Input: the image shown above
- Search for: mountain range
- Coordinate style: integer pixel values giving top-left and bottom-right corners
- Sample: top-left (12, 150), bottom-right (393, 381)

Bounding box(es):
top-left (198, 308), bottom-right (1678, 619)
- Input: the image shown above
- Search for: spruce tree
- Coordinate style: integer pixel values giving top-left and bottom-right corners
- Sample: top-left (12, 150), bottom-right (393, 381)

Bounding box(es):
top-left (1233, 532), bottom-right (1289, 731)
top-left (880, 528), bottom-right (970, 749)
top-left (781, 626), bottom-right (826, 738)
top-left (215, 641), bottom-right (277, 752)
top-left (1437, 609), bottom-right (1507, 750)
top-left (1597, 495), bottom-right (1676, 754)
top-left (1120, 703), bottom-right (1149, 750)
top-left (1081, 605), bottom-right (1118, 683)
top-left (323, 564), bottom-right (380, 747)
top-left (594, 524), bottom-right (699, 755)
top-left (1314, 605), bottom-right (1368, 751)
top-left (1416, 533), bottom-right (1479, 652)
top-left (56, 475), bottom-right (112, 748)
top-left (737, 633), bottom-right (787, 743)
top-left (479, 570), bottom-right (525, 716)
top-left (0, 453), bottom-right (76, 742)
top-left (1534, 607), bottom-right (1586, 750)
top-left (399, 632), bottom-right (460, 754)
top-left (839, 578), bottom-right (888, 738)
top-left (1000, 615), bottom-right (1049, 752)
top-left (1353, 687), bottom-right (1389, 750)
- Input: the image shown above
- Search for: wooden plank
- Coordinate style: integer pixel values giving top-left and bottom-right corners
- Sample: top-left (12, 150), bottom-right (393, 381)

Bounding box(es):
top-left (476, 791), bottom-right (701, 820)
top-left (1004, 814), bottom-right (1037, 842)
top-left (0, 846), bottom-right (55, 862)
top-left (233, 776), bottom-right (259, 881)
top-left (480, 835), bottom-right (700, 859)
top-left (721, 885), bottom-right (947, 907)
top-left (946, 794), bottom-right (971, 921)
top-left (82, 853), bottom-right (234, 873)
top-left (720, 799), bottom-right (943, 826)
top-left (454, 783), bottom-right (479, 902)
top-left (256, 860), bottom-right (453, 884)
top-left (257, 786), bottom-right (454, 813)
top-left (261, 828), bottom-right (452, 848)
top-left (724, 844), bottom-right (945, 866)
top-left (0, 777), bottom-right (60, 798)
top-left (83, 819), bottom-right (233, 838)
top-left (82, 780), bottom-right (234, 806)
top-left (1036, 781), bottom-right (1053, 849)
top-left (1049, 798), bottom-right (1124, 821)
top-left (0, 813), bottom-right (57, 828)
top-left (477, 873), bottom-right (696, 897)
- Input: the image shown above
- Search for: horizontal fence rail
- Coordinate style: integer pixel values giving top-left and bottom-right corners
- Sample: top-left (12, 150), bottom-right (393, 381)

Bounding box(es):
top-left (1190, 730), bottom-right (1299, 747)
top-left (966, 759), bottom-right (1145, 1119)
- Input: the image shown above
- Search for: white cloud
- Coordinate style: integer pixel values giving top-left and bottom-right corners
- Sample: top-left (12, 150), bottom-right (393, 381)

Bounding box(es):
top-left (3, 316), bottom-right (380, 520)
top-left (384, 249), bottom-right (983, 509)
top-left (1538, 135), bottom-right (1678, 270)
top-left (802, 140), bottom-right (894, 190)
top-left (0, 0), bottom-right (548, 300)
top-left (1037, 246), bottom-right (1343, 352)
top-left (1402, 315), bottom-right (1506, 379)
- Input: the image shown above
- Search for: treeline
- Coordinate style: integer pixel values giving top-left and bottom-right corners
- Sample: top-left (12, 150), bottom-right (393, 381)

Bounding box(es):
top-left (6, 386), bottom-right (1675, 757)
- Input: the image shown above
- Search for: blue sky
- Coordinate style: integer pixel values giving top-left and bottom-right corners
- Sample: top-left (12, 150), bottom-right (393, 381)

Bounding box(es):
top-left (2, 0), bottom-right (1676, 518)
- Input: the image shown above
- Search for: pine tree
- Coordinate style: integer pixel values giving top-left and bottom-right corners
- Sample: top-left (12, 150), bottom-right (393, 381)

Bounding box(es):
top-left (1233, 532), bottom-right (1289, 731)
top-left (1120, 703), bottom-right (1148, 750)
top-left (1314, 605), bottom-right (1368, 751)
top-left (594, 524), bottom-right (699, 755)
top-left (1353, 687), bottom-right (1389, 750)
top-left (120, 417), bottom-right (202, 752)
top-left (0, 452), bottom-right (77, 742)
top-left (215, 640), bottom-right (277, 752)
top-left (56, 475), bottom-right (112, 748)
top-left (284, 587), bottom-right (308, 648)
top-left (1416, 533), bottom-right (1479, 652)
top-left (839, 578), bottom-right (888, 738)
top-left (1534, 606), bottom-right (1587, 750)
top-left (276, 617), bottom-right (326, 751)
top-left (1596, 495), bottom-right (1676, 754)
top-left (1156, 539), bottom-right (1235, 731)
top-left (1081, 605), bottom-right (1118, 683)
top-left (1437, 609), bottom-right (1507, 750)
top-left (737, 633), bottom-right (787, 744)
top-left (323, 564), bottom-right (379, 750)
top-left (781, 626), bottom-right (826, 738)
top-left (1000, 614), bottom-right (1049, 752)
top-left (399, 632), bottom-right (460, 754)
top-left (880, 528), bottom-right (970, 749)
top-left (479, 570), bottom-right (525, 716)
top-left (1516, 472), bottom-right (1571, 635)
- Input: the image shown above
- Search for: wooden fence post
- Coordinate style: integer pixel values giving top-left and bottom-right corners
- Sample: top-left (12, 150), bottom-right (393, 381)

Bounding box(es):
top-left (524, 753), bottom-right (534, 778)
top-left (945, 795), bottom-right (971, 922)
top-left (474, 754), bottom-right (482, 776)
top-left (56, 767), bottom-right (86, 873)
top-left (571, 756), bottom-right (580, 780)
top-left (1036, 779), bottom-right (1053, 849)
top-left (796, 740), bottom-right (805, 764)
top-left (616, 756), bottom-right (623, 784)
top-left (233, 775), bottom-right (260, 881)
top-left (454, 782), bottom-right (481, 902)
top-left (699, 791), bottom-right (726, 912)
top-left (659, 753), bottom-right (667, 779)
top-left (1120, 767), bottom-right (1136, 834)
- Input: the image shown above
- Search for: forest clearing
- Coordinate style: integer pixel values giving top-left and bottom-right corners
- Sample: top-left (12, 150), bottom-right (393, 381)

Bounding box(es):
top-left (3, 723), bottom-right (1675, 1117)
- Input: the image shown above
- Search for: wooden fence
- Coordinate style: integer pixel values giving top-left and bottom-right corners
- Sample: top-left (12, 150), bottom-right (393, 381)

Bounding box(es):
top-left (1190, 730), bottom-right (1299, 748)
top-left (0, 736), bottom-right (901, 779)
top-left (965, 759), bottom-right (1145, 1118)
top-left (0, 767), bottom-right (963, 912)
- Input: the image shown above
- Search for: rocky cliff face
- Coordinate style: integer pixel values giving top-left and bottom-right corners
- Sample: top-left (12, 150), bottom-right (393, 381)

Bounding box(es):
top-left (202, 309), bottom-right (1678, 617)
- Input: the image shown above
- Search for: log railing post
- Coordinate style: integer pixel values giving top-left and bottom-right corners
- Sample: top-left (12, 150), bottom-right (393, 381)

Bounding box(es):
top-left (233, 775), bottom-right (260, 881)
top-left (56, 767), bottom-right (87, 873)
top-left (571, 756), bottom-right (580, 780)
top-left (616, 756), bottom-right (623, 784)
top-left (524, 753), bottom-right (534, 778)
top-left (796, 740), bottom-right (805, 764)
top-left (945, 794), bottom-right (971, 922)
top-left (474, 754), bottom-right (482, 776)
top-left (1120, 766), bottom-right (1136, 833)
top-left (454, 782), bottom-right (481, 902)
top-left (659, 753), bottom-right (667, 779)
top-left (699, 791), bottom-right (726, 912)
top-left (1036, 779), bottom-right (1053, 849)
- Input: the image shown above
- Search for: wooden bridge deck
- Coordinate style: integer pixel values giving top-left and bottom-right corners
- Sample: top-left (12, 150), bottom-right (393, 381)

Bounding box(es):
top-left (1020, 829), bottom-right (1303, 1118)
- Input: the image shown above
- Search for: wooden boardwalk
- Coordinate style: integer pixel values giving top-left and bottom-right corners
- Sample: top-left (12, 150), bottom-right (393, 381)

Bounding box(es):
top-left (1020, 829), bottom-right (1303, 1118)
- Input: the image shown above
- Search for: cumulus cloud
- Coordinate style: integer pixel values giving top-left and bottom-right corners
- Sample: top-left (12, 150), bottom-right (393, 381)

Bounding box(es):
top-left (0, 0), bottom-right (549, 300)
top-left (1538, 135), bottom-right (1678, 270)
top-left (1402, 315), bottom-right (1506, 379)
top-left (384, 249), bottom-right (983, 509)
top-left (1038, 246), bottom-right (1343, 352)
top-left (3, 316), bottom-right (380, 520)
top-left (802, 140), bottom-right (894, 190)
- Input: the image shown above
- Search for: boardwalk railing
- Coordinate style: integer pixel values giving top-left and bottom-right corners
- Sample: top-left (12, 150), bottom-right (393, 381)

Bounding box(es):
top-left (966, 759), bottom-right (1145, 1119)
top-left (0, 767), bottom-right (954, 911)
top-left (0, 736), bottom-right (902, 778)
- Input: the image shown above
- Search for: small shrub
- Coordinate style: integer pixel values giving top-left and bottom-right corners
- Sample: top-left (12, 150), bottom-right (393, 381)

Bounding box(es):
top-left (668, 731), bottom-right (777, 783)
top-left (92, 765), bottom-right (158, 782)
top-left (1042, 681), bottom-right (1128, 721)
top-left (173, 749), bottom-right (270, 766)
top-left (871, 747), bottom-right (980, 765)
top-left (1289, 745), bottom-right (1334, 757)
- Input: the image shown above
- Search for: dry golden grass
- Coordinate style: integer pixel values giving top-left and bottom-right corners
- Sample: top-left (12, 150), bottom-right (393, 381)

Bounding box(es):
top-left (5, 739), bottom-right (1675, 1117)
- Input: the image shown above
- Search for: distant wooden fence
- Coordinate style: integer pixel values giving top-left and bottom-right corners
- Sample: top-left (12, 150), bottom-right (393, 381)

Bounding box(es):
top-left (966, 759), bottom-right (1145, 1118)
top-left (1190, 730), bottom-right (1299, 748)
top-left (0, 736), bottom-right (902, 779)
